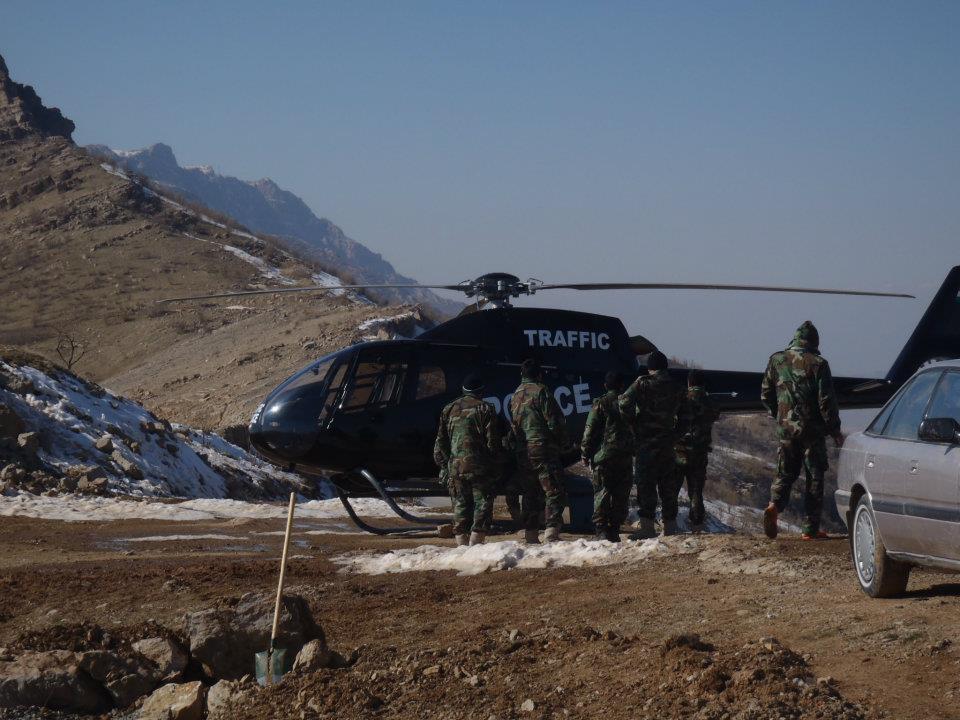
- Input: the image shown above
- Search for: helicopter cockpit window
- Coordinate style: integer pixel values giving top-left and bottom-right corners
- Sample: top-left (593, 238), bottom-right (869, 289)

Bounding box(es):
top-left (415, 366), bottom-right (447, 400)
top-left (341, 360), bottom-right (408, 412)
top-left (317, 362), bottom-right (349, 425)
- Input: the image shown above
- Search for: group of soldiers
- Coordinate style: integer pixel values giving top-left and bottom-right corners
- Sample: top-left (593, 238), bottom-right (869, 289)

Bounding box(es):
top-left (433, 320), bottom-right (843, 546)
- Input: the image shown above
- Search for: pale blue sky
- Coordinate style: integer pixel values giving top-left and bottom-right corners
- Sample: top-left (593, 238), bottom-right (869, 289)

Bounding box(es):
top-left (3, 1), bottom-right (958, 376)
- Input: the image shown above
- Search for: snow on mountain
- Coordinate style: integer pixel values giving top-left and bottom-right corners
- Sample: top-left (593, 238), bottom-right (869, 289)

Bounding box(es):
top-left (0, 357), bottom-right (317, 500)
top-left (87, 143), bottom-right (459, 315)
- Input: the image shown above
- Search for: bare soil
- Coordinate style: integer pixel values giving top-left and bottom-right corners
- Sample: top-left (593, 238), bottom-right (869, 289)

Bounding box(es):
top-left (2, 515), bottom-right (958, 719)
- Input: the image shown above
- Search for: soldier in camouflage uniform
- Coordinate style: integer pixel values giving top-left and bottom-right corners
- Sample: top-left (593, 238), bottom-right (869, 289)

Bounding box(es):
top-left (761, 321), bottom-right (843, 540)
top-left (581, 371), bottom-right (634, 542)
top-left (619, 351), bottom-right (684, 537)
top-left (676, 370), bottom-right (718, 531)
top-left (509, 358), bottom-right (570, 543)
top-left (433, 373), bottom-right (503, 546)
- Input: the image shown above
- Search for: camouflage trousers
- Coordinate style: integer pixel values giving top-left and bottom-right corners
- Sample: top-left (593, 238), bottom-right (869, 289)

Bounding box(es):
top-left (518, 451), bottom-right (567, 530)
top-left (771, 435), bottom-right (828, 535)
top-left (591, 453), bottom-right (633, 531)
top-left (677, 450), bottom-right (708, 527)
top-left (449, 474), bottom-right (494, 535)
top-left (634, 442), bottom-right (678, 522)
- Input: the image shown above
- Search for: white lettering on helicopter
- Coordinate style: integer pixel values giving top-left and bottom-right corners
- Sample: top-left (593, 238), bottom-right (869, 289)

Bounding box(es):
top-left (485, 383), bottom-right (592, 420)
top-left (522, 329), bottom-right (610, 350)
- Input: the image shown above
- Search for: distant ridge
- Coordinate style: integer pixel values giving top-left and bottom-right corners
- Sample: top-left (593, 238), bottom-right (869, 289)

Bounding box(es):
top-left (88, 143), bottom-right (458, 315)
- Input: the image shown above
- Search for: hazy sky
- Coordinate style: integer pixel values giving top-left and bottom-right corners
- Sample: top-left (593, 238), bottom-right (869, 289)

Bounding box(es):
top-left (3, 1), bottom-right (958, 376)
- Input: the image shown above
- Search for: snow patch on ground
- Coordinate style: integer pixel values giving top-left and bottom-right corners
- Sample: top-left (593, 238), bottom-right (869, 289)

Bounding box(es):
top-left (220, 244), bottom-right (296, 286)
top-left (124, 534), bottom-right (246, 542)
top-left (358, 311), bottom-right (426, 340)
top-left (99, 163), bottom-right (128, 179)
top-left (334, 536), bottom-right (700, 576)
top-left (0, 495), bottom-right (426, 523)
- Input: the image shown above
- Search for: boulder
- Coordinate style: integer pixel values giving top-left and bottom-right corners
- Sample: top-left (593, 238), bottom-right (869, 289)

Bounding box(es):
top-left (138, 680), bottom-right (206, 720)
top-left (0, 650), bottom-right (111, 713)
top-left (111, 450), bottom-right (144, 480)
top-left (77, 477), bottom-right (109, 495)
top-left (205, 679), bottom-right (253, 720)
top-left (94, 435), bottom-right (114, 454)
top-left (132, 637), bottom-right (189, 682)
top-left (185, 592), bottom-right (323, 680)
top-left (16, 432), bottom-right (39, 453)
top-left (292, 638), bottom-right (345, 673)
top-left (78, 650), bottom-right (158, 708)
top-left (0, 404), bottom-right (24, 440)
top-left (0, 464), bottom-right (25, 485)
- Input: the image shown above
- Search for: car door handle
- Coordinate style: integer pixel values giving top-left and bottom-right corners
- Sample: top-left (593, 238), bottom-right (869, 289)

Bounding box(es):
top-left (909, 460), bottom-right (920, 474)
top-left (866, 454), bottom-right (876, 469)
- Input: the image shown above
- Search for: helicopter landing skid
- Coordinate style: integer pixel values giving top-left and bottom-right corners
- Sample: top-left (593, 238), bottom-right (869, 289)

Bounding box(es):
top-left (357, 469), bottom-right (448, 525)
top-left (335, 469), bottom-right (451, 536)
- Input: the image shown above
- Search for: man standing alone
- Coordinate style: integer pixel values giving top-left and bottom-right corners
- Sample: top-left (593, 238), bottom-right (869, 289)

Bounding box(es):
top-left (761, 321), bottom-right (843, 540)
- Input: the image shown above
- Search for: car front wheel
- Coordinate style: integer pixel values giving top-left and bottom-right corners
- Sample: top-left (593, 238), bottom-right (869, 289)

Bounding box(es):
top-left (851, 495), bottom-right (911, 598)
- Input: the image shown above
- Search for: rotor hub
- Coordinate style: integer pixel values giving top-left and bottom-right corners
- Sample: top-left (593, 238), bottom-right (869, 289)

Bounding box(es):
top-left (462, 273), bottom-right (542, 306)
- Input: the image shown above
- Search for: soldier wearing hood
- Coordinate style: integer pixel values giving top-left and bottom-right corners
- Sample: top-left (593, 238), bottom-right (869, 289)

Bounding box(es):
top-left (761, 321), bottom-right (843, 540)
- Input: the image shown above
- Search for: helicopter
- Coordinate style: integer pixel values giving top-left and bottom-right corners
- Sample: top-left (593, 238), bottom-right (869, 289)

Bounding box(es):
top-left (162, 268), bottom-right (960, 533)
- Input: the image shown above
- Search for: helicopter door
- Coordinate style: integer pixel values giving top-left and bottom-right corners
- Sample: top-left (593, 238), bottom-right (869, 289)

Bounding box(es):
top-left (335, 348), bottom-right (416, 470)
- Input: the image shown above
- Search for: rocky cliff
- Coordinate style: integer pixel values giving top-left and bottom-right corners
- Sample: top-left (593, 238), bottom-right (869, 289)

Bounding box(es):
top-left (88, 143), bottom-right (459, 315)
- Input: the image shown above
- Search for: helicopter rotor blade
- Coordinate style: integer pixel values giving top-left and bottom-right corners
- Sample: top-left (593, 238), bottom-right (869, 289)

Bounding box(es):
top-left (157, 283), bottom-right (468, 304)
top-left (534, 282), bottom-right (914, 299)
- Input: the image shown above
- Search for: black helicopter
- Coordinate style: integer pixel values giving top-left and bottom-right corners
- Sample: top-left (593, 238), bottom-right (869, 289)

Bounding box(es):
top-left (164, 268), bottom-right (960, 533)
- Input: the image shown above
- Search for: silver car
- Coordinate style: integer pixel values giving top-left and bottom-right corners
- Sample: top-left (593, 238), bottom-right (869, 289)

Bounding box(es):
top-left (836, 360), bottom-right (960, 597)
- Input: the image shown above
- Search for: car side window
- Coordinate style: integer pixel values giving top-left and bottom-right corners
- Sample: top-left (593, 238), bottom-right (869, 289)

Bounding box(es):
top-left (925, 371), bottom-right (960, 425)
top-left (882, 371), bottom-right (941, 440)
top-left (867, 397), bottom-right (898, 435)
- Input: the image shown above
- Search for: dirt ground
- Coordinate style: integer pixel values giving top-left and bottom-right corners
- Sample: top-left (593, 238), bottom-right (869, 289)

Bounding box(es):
top-left (1, 512), bottom-right (958, 720)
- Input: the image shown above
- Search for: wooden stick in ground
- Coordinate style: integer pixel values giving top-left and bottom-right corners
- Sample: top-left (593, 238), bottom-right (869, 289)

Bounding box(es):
top-left (266, 491), bottom-right (297, 685)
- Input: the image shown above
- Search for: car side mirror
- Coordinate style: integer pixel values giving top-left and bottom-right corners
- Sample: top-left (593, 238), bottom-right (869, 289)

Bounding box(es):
top-left (918, 417), bottom-right (960, 444)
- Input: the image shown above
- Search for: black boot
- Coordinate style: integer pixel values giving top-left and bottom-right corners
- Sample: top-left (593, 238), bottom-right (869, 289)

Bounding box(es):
top-left (605, 526), bottom-right (621, 543)
top-left (593, 526), bottom-right (608, 542)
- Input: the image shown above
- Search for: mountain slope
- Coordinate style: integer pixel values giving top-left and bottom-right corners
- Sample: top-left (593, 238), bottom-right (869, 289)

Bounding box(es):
top-left (0, 53), bottom-right (417, 432)
top-left (88, 143), bottom-right (459, 315)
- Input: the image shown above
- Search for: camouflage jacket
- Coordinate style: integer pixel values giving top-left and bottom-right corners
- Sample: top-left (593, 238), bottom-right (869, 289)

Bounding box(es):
top-left (618, 369), bottom-right (683, 448)
top-left (509, 379), bottom-right (569, 458)
top-left (433, 392), bottom-right (502, 479)
top-left (581, 390), bottom-right (634, 464)
top-left (676, 385), bottom-right (718, 456)
top-left (761, 324), bottom-right (841, 440)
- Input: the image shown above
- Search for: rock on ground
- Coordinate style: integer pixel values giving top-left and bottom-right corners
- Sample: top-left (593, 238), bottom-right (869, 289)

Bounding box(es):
top-left (0, 650), bottom-right (111, 713)
top-left (78, 649), bottom-right (158, 707)
top-left (292, 638), bottom-right (346, 674)
top-left (138, 680), bottom-right (206, 720)
top-left (206, 679), bottom-right (255, 720)
top-left (185, 592), bottom-right (323, 680)
top-left (132, 636), bottom-right (189, 682)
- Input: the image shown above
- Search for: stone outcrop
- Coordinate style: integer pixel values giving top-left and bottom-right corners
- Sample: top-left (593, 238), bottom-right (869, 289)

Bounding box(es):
top-left (138, 680), bottom-right (206, 720)
top-left (132, 636), bottom-right (189, 682)
top-left (0, 55), bottom-right (75, 141)
top-left (0, 650), bottom-right (111, 713)
top-left (185, 591), bottom-right (323, 680)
